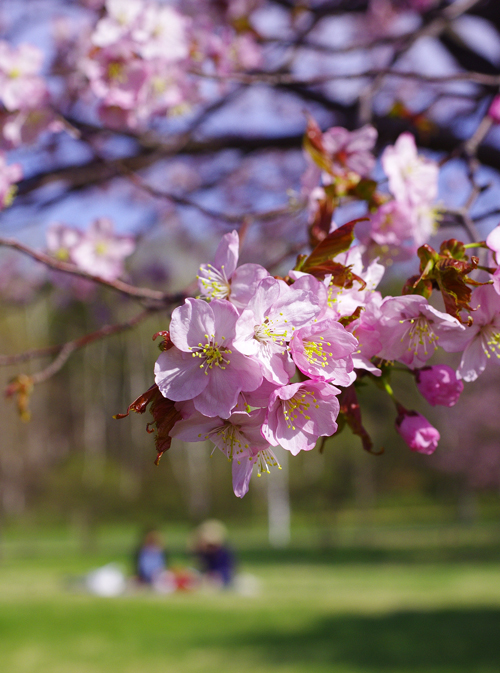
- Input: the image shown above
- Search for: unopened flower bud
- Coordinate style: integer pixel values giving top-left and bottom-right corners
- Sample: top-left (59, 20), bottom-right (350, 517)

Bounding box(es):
top-left (395, 410), bottom-right (440, 455)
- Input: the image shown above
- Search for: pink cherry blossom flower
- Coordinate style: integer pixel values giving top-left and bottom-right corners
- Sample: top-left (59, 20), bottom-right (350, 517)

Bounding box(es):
top-left (171, 402), bottom-right (279, 497)
top-left (133, 5), bottom-right (188, 62)
top-left (0, 108), bottom-right (64, 149)
top-left (262, 381), bottom-right (340, 455)
top-left (46, 223), bottom-right (82, 262)
top-left (415, 365), bottom-right (463, 407)
top-left (155, 298), bottom-right (262, 418)
top-left (325, 245), bottom-right (385, 317)
top-left (197, 230), bottom-right (269, 308)
top-left (0, 151), bottom-right (22, 209)
top-left (237, 378), bottom-right (281, 411)
top-left (321, 125), bottom-right (377, 177)
top-left (91, 0), bottom-right (144, 48)
top-left (233, 275), bottom-right (324, 384)
top-left (171, 403), bottom-right (269, 461)
top-left (395, 410), bottom-right (440, 455)
top-left (71, 217), bottom-right (135, 281)
top-left (358, 200), bottom-right (418, 262)
top-left (290, 319), bottom-right (358, 386)
top-left (346, 292), bottom-right (383, 375)
top-left (444, 284), bottom-right (500, 382)
top-left (488, 96), bottom-right (500, 124)
top-left (231, 446), bottom-right (281, 498)
top-left (376, 295), bottom-right (465, 368)
top-left (0, 42), bottom-right (47, 112)
top-left (382, 133), bottom-right (438, 207)
top-left (486, 224), bottom-right (500, 265)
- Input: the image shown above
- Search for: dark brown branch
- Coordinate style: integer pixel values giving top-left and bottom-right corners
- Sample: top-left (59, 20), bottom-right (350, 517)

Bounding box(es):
top-left (191, 68), bottom-right (500, 88)
top-left (0, 236), bottom-right (184, 304)
top-left (129, 175), bottom-right (305, 224)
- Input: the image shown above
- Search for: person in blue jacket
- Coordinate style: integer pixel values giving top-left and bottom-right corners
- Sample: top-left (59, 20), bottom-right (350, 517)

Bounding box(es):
top-left (134, 528), bottom-right (167, 585)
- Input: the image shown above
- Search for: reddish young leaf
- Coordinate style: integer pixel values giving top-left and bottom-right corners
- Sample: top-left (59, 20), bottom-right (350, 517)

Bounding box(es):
top-left (152, 331), bottom-right (174, 351)
top-left (308, 197), bottom-right (335, 247)
top-left (303, 116), bottom-right (332, 174)
top-left (114, 382), bottom-right (181, 464)
top-left (148, 394), bottom-right (182, 465)
top-left (339, 385), bottom-right (383, 455)
top-left (113, 383), bottom-right (160, 419)
top-left (301, 218), bottom-right (366, 272)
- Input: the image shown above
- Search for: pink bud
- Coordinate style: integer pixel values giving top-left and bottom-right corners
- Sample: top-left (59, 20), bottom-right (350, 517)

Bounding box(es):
top-left (416, 365), bottom-right (463, 407)
top-left (488, 96), bottom-right (500, 124)
top-left (395, 411), bottom-right (440, 455)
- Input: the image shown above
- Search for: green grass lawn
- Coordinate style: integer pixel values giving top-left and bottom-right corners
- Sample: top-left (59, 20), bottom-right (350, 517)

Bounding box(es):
top-left (2, 525), bottom-right (500, 673)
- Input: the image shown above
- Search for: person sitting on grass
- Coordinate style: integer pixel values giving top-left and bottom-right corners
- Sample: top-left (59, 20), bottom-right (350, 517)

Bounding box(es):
top-left (134, 528), bottom-right (167, 586)
top-left (191, 520), bottom-right (235, 588)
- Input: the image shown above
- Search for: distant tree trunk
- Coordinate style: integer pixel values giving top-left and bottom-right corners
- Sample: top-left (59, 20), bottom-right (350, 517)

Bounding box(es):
top-left (353, 451), bottom-right (376, 544)
top-left (457, 483), bottom-right (478, 524)
top-left (267, 448), bottom-right (290, 548)
top-left (186, 441), bottom-right (211, 521)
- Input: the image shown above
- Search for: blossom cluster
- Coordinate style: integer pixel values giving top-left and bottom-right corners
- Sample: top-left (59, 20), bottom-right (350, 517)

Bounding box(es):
top-left (46, 217), bottom-right (135, 282)
top-left (0, 41), bottom-right (61, 148)
top-left (303, 120), bottom-right (440, 264)
top-left (73, 0), bottom-right (262, 128)
top-left (146, 225), bottom-right (477, 498)
top-left (0, 150), bottom-right (22, 209)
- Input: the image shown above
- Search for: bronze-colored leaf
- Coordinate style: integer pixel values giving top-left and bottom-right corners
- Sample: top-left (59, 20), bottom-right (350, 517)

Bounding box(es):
top-left (113, 383), bottom-right (160, 419)
top-left (114, 383), bottom-right (181, 464)
top-left (152, 331), bottom-right (173, 351)
top-left (339, 385), bottom-right (383, 455)
top-left (302, 218), bottom-right (366, 271)
top-left (308, 197), bottom-right (335, 247)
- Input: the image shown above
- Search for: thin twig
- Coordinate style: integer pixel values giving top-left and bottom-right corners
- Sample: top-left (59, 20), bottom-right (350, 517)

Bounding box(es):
top-left (128, 175), bottom-right (306, 224)
top-left (0, 344), bottom-right (62, 367)
top-left (0, 236), bottom-right (184, 304)
top-left (191, 68), bottom-right (500, 88)
top-left (13, 308), bottom-right (155, 385)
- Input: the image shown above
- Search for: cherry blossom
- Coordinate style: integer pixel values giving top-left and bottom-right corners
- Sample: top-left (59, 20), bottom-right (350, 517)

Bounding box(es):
top-left (231, 447), bottom-right (281, 498)
top-left (382, 133), bottom-right (438, 208)
top-left (197, 229), bottom-right (268, 308)
top-left (170, 402), bottom-right (278, 497)
top-left (0, 151), bottom-right (22, 209)
top-left (445, 285), bottom-right (500, 382)
top-left (376, 295), bottom-right (465, 368)
top-left (321, 125), bottom-right (377, 178)
top-left (46, 223), bottom-right (82, 262)
top-left (0, 41), bottom-right (61, 147)
top-left (155, 298), bottom-right (262, 418)
top-left (171, 403), bottom-right (269, 461)
top-left (486, 224), bottom-right (500, 265)
top-left (325, 245), bottom-right (385, 317)
top-left (262, 380), bottom-right (341, 455)
top-left (233, 275), bottom-right (324, 384)
top-left (71, 218), bottom-right (135, 281)
top-left (290, 319), bottom-right (358, 386)
top-left (0, 42), bottom-right (47, 112)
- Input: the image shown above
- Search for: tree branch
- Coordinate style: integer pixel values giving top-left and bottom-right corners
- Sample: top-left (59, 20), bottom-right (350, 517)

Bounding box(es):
top-left (0, 236), bottom-right (185, 304)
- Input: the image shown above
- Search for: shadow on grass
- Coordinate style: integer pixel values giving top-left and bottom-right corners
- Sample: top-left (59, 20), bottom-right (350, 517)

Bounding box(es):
top-left (237, 544), bottom-right (500, 566)
top-left (222, 608), bottom-right (500, 672)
